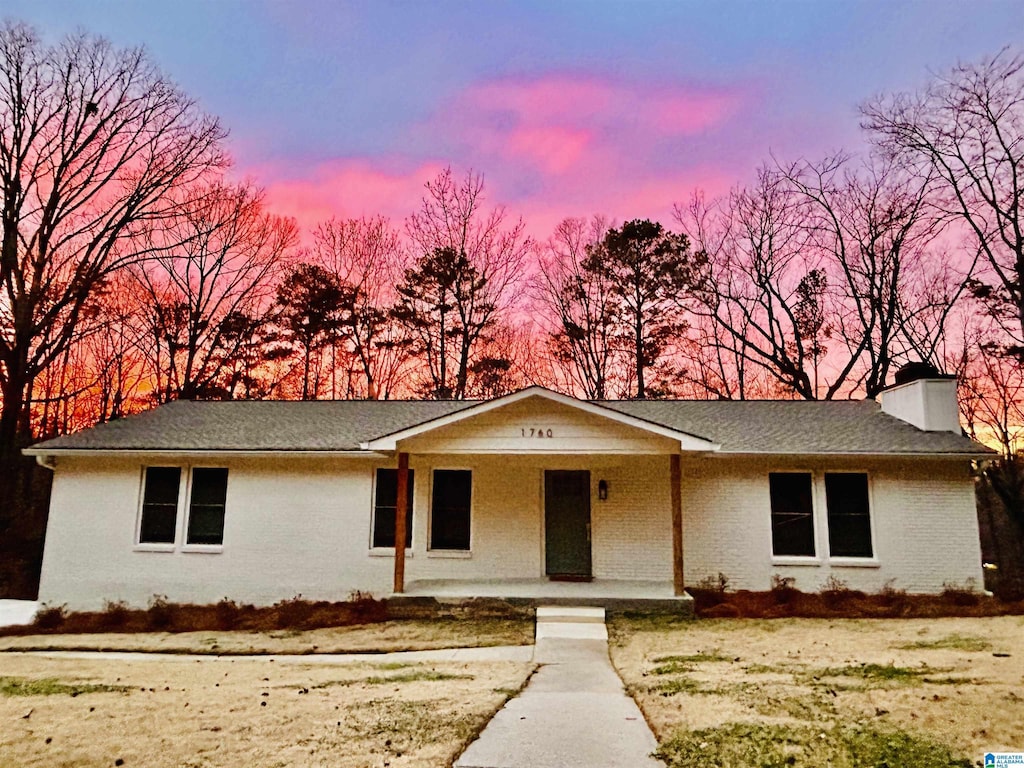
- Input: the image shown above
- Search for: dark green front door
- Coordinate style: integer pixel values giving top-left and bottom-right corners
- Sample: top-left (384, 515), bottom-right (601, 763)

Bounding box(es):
top-left (544, 470), bottom-right (592, 578)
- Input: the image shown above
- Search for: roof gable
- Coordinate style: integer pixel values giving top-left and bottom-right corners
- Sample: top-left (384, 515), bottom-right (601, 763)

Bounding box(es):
top-left (361, 386), bottom-right (720, 454)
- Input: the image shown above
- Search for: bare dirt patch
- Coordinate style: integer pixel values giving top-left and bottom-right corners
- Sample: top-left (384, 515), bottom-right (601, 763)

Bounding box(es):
top-left (609, 615), bottom-right (1024, 766)
top-left (0, 618), bottom-right (533, 655)
top-left (0, 653), bottom-right (533, 767)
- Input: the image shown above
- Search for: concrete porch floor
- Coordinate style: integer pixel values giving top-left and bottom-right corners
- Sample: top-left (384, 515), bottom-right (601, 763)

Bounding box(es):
top-left (392, 578), bottom-right (695, 614)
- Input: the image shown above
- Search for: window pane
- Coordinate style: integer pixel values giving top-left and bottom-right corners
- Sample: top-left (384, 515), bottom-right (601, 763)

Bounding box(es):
top-left (826, 473), bottom-right (872, 558)
top-left (769, 473), bottom-right (815, 557)
top-left (431, 469), bottom-right (471, 550)
top-left (372, 468), bottom-right (414, 548)
top-left (187, 468), bottom-right (228, 545)
top-left (140, 467), bottom-right (180, 544)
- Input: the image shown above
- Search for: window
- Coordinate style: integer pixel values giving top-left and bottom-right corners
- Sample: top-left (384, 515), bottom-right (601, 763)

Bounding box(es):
top-left (372, 468), bottom-right (414, 548)
top-left (140, 467), bottom-right (181, 544)
top-left (825, 473), bottom-right (872, 558)
top-left (430, 469), bottom-right (472, 550)
top-left (186, 468), bottom-right (229, 546)
top-left (769, 473), bottom-right (815, 557)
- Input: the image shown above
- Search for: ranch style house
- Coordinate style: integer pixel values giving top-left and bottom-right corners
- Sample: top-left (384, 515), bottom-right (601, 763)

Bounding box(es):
top-left (25, 374), bottom-right (993, 611)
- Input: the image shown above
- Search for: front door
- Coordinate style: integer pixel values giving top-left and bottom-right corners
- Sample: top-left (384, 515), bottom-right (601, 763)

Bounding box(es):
top-left (544, 470), bottom-right (592, 579)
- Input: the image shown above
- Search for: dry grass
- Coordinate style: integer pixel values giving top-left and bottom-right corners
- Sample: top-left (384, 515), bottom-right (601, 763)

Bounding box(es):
top-left (0, 652), bottom-right (534, 767)
top-left (0, 618), bottom-right (533, 655)
top-left (610, 615), bottom-right (1024, 766)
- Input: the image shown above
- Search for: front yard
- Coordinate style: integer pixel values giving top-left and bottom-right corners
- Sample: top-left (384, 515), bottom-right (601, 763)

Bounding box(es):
top-left (609, 614), bottom-right (1024, 767)
top-left (0, 651), bottom-right (533, 767)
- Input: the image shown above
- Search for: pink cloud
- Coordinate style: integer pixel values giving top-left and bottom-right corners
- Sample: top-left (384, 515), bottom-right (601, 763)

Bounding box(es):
top-left (445, 73), bottom-right (744, 177)
top-left (246, 72), bottom-right (757, 245)
top-left (256, 160), bottom-right (447, 237)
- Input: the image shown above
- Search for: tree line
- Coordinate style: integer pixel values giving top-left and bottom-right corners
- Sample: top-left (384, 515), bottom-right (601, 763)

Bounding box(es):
top-left (3, 22), bottom-right (1024, 592)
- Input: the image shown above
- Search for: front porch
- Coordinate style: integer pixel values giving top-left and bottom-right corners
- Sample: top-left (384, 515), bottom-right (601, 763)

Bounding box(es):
top-left (390, 578), bottom-right (695, 614)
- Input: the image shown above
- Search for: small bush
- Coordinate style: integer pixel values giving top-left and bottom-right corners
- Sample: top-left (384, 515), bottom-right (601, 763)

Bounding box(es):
top-left (274, 595), bottom-right (315, 629)
top-left (941, 579), bottom-right (980, 606)
top-left (820, 575), bottom-right (865, 608)
top-left (146, 594), bottom-right (176, 630)
top-left (214, 598), bottom-right (240, 630)
top-left (770, 575), bottom-right (799, 605)
top-left (347, 591), bottom-right (387, 623)
top-left (877, 578), bottom-right (908, 608)
top-left (33, 603), bottom-right (67, 630)
top-left (695, 572), bottom-right (730, 593)
top-left (99, 600), bottom-right (130, 629)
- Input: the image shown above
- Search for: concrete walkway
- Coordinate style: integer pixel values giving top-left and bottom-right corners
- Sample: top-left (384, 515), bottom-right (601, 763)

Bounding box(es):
top-left (455, 606), bottom-right (662, 768)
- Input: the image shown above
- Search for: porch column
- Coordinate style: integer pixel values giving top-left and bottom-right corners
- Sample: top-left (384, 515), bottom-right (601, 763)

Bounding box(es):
top-left (394, 451), bottom-right (409, 594)
top-left (670, 453), bottom-right (685, 596)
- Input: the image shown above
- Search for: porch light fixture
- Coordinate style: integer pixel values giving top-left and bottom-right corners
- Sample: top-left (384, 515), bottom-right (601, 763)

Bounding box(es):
top-left (598, 479), bottom-right (608, 501)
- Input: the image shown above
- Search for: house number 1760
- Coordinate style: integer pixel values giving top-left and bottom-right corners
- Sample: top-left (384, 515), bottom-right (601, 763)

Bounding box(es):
top-left (521, 428), bottom-right (554, 438)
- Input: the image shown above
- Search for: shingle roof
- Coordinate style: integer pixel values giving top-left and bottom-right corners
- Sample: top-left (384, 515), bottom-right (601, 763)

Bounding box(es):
top-left (26, 394), bottom-right (992, 456)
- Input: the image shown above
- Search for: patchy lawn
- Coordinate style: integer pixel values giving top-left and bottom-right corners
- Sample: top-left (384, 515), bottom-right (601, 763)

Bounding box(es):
top-left (0, 653), bottom-right (534, 767)
top-left (0, 618), bottom-right (533, 655)
top-left (609, 614), bottom-right (1024, 767)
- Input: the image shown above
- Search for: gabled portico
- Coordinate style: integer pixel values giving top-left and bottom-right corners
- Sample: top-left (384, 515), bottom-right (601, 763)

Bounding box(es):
top-left (361, 386), bottom-right (720, 599)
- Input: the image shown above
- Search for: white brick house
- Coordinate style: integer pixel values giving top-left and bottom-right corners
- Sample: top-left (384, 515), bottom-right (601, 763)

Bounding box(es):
top-left (25, 379), bottom-right (992, 610)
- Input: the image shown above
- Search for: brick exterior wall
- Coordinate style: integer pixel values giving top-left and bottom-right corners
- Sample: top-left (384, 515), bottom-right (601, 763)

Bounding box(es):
top-left (38, 451), bottom-right (983, 610)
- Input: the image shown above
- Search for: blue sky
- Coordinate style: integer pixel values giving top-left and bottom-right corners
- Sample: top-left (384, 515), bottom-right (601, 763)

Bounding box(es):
top-left (6, 1), bottom-right (1023, 234)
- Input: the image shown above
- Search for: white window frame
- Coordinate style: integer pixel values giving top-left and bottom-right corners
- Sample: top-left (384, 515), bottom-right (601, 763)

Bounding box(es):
top-left (134, 464), bottom-right (229, 554)
top-left (368, 465), bottom-right (416, 557)
top-left (769, 470), bottom-right (878, 567)
top-left (427, 466), bottom-right (473, 557)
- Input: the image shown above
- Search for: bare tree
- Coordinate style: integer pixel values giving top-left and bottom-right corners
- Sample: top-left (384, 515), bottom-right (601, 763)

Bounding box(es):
top-left (399, 168), bottom-right (530, 399)
top-left (863, 47), bottom-right (1024, 354)
top-left (679, 157), bottom-right (968, 399)
top-left (679, 170), bottom-right (824, 399)
top-left (534, 216), bottom-right (619, 398)
top-left (782, 154), bottom-right (971, 397)
top-left (133, 182), bottom-right (296, 402)
top-left (0, 21), bottom-right (225, 518)
top-left (307, 216), bottom-right (409, 399)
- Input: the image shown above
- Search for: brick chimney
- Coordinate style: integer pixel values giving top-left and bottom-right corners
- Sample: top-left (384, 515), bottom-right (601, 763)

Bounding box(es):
top-left (878, 362), bottom-right (961, 434)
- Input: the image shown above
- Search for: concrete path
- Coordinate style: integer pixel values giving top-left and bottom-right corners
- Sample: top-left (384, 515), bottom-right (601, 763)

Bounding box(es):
top-left (3, 644), bottom-right (534, 665)
top-left (455, 606), bottom-right (662, 768)
top-left (0, 600), bottom-right (38, 628)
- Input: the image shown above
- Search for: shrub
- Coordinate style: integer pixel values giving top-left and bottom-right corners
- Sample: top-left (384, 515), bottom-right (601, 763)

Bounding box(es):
top-left (214, 598), bottom-right (240, 630)
top-left (695, 572), bottom-right (730, 593)
top-left (99, 600), bottom-right (130, 629)
top-left (146, 594), bottom-right (176, 630)
top-left (274, 595), bottom-right (314, 628)
top-left (33, 603), bottom-right (67, 630)
top-left (941, 579), bottom-right (980, 607)
top-left (347, 591), bottom-right (387, 623)
top-left (770, 574), bottom-right (798, 605)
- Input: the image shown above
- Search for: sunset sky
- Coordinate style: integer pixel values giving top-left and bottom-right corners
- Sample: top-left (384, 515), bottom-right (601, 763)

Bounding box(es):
top-left (8, 0), bottom-right (1024, 238)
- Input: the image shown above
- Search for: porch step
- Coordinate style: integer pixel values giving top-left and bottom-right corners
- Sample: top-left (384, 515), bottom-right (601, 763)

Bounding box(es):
top-left (536, 605), bottom-right (605, 623)
top-left (536, 605), bottom-right (608, 642)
